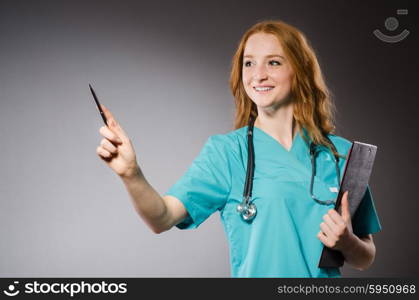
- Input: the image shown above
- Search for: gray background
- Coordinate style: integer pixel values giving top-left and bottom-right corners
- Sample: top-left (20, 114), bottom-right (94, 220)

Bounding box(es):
top-left (0, 0), bottom-right (417, 277)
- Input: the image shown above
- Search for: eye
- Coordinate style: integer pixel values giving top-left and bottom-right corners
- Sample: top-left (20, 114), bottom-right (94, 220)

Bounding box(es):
top-left (243, 60), bottom-right (252, 67)
top-left (269, 60), bottom-right (281, 66)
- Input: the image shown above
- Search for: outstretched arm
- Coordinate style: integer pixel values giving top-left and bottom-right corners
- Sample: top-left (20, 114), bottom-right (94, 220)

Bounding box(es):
top-left (96, 104), bottom-right (188, 234)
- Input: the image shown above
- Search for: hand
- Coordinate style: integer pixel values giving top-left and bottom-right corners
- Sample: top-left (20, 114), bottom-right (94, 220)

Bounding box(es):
top-left (96, 104), bottom-right (140, 179)
top-left (317, 191), bottom-right (355, 252)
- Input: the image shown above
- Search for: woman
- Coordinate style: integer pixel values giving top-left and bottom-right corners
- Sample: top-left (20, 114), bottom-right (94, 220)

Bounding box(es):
top-left (96, 20), bottom-right (381, 277)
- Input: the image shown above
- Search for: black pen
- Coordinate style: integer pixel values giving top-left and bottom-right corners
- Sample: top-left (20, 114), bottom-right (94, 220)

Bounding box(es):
top-left (89, 83), bottom-right (108, 126)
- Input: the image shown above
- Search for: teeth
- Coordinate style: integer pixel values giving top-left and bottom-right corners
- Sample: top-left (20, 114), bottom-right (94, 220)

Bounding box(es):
top-left (254, 87), bottom-right (273, 91)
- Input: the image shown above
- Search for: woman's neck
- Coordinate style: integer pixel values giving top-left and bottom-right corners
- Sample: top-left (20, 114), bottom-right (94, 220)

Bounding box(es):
top-left (254, 103), bottom-right (298, 150)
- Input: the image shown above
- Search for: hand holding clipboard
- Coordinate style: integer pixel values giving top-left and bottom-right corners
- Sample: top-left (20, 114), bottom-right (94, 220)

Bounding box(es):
top-left (318, 141), bottom-right (378, 268)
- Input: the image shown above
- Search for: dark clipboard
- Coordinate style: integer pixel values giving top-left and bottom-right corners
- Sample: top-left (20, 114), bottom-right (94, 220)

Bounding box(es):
top-left (318, 141), bottom-right (378, 268)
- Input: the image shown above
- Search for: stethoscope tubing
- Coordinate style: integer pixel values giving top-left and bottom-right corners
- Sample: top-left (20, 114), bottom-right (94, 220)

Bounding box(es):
top-left (238, 116), bottom-right (341, 222)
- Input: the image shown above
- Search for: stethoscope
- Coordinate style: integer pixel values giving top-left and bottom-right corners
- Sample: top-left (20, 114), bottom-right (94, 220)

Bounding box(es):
top-left (237, 116), bottom-right (341, 222)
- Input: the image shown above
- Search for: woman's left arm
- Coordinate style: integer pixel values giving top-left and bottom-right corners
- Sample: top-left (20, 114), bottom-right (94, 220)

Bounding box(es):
top-left (317, 191), bottom-right (376, 271)
top-left (340, 234), bottom-right (376, 271)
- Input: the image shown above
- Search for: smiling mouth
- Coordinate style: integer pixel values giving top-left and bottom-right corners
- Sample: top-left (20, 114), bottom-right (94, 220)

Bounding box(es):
top-left (254, 86), bottom-right (274, 92)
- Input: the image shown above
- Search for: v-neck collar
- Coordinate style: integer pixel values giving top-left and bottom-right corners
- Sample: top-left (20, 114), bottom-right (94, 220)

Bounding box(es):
top-left (252, 125), bottom-right (309, 153)
top-left (248, 125), bottom-right (314, 178)
top-left (242, 125), bottom-right (334, 194)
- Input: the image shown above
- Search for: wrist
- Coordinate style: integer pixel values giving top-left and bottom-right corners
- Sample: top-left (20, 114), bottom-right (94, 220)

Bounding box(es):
top-left (340, 231), bottom-right (360, 254)
top-left (120, 165), bottom-right (143, 183)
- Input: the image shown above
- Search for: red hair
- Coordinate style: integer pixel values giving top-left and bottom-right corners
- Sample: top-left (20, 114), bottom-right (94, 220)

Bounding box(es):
top-left (230, 20), bottom-right (340, 155)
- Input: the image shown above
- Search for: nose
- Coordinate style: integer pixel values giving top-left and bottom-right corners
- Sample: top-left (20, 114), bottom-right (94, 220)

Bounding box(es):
top-left (253, 64), bottom-right (268, 81)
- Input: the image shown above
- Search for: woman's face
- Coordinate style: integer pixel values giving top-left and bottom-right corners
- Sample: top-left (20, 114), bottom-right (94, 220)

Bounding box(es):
top-left (242, 32), bottom-right (294, 110)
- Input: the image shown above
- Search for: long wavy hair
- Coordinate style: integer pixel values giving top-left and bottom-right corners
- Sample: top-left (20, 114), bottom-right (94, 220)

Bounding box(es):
top-left (230, 20), bottom-right (342, 157)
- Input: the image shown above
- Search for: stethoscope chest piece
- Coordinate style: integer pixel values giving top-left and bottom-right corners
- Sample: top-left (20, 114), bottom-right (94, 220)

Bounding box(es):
top-left (237, 202), bottom-right (257, 222)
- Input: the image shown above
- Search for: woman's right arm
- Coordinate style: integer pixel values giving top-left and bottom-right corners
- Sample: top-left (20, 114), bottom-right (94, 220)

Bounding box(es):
top-left (96, 105), bottom-right (188, 234)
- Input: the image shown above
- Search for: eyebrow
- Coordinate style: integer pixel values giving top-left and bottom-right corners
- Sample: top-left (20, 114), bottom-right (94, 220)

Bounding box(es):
top-left (243, 54), bottom-right (285, 59)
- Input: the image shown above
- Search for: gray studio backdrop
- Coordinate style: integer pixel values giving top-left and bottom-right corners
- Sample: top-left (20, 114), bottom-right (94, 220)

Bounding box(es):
top-left (0, 0), bottom-right (417, 277)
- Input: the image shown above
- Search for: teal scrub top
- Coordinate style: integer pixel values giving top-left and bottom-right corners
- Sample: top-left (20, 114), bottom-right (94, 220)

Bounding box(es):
top-left (164, 126), bottom-right (382, 278)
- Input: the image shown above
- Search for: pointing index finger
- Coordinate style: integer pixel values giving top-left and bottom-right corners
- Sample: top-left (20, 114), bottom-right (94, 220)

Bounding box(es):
top-left (100, 104), bottom-right (116, 125)
top-left (99, 104), bottom-right (129, 140)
